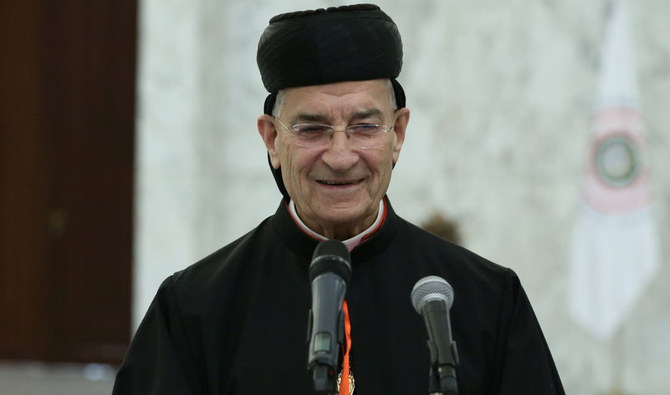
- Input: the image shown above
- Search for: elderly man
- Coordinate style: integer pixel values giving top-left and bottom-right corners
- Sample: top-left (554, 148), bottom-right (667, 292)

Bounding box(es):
top-left (113, 4), bottom-right (564, 394)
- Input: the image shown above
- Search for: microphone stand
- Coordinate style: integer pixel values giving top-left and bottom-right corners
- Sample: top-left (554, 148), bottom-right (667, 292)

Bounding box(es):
top-left (311, 364), bottom-right (338, 395)
top-left (427, 337), bottom-right (459, 395)
top-left (308, 307), bottom-right (346, 394)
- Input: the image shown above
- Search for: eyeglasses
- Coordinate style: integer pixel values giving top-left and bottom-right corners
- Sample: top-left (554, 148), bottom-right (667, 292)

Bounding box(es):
top-left (274, 117), bottom-right (395, 149)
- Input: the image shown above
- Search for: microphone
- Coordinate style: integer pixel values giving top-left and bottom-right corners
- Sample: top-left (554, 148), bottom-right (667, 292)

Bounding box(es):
top-left (411, 276), bottom-right (459, 395)
top-left (307, 240), bottom-right (352, 394)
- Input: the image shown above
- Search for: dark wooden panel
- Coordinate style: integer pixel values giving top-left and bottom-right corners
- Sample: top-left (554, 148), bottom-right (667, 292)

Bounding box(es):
top-left (0, 0), bottom-right (136, 364)
top-left (0, 0), bottom-right (51, 360)
top-left (39, 0), bottom-right (137, 364)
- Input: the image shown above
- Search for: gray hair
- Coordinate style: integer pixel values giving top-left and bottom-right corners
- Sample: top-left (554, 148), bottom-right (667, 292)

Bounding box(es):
top-left (272, 90), bottom-right (286, 118)
top-left (271, 79), bottom-right (397, 118)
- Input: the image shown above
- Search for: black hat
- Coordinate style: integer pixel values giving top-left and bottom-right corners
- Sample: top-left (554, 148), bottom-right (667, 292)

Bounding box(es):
top-left (257, 4), bottom-right (403, 93)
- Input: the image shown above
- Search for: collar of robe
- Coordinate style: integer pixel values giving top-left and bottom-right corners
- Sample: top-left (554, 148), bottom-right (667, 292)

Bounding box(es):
top-left (270, 196), bottom-right (400, 264)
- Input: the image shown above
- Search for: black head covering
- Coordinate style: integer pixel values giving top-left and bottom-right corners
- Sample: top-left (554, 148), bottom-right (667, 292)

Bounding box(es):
top-left (257, 4), bottom-right (406, 199)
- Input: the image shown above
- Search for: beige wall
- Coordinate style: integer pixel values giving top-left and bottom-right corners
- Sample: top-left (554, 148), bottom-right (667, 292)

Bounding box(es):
top-left (135, 1), bottom-right (670, 393)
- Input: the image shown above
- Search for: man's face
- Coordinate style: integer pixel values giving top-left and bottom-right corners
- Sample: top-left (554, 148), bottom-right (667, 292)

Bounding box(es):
top-left (258, 79), bottom-right (410, 239)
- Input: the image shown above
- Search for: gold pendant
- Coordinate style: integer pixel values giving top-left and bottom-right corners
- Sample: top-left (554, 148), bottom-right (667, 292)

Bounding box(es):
top-left (336, 370), bottom-right (355, 395)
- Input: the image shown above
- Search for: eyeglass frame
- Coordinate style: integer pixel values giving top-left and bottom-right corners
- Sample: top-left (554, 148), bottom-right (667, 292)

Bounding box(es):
top-left (273, 116), bottom-right (396, 149)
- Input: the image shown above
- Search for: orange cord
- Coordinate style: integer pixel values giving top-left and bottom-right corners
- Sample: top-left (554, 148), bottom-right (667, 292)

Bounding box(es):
top-left (340, 300), bottom-right (352, 395)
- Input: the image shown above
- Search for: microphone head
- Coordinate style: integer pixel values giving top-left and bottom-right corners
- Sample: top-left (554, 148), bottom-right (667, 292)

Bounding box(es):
top-left (411, 276), bottom-right (454, 313)
top-left (309, 240), bottom-right (352, 284)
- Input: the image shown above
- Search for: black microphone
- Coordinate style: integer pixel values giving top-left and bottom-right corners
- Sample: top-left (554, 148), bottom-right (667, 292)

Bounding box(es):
top-left (307, 240), bottom-right (352, 394)
top-left (411, 276), bottom-right (459, 395)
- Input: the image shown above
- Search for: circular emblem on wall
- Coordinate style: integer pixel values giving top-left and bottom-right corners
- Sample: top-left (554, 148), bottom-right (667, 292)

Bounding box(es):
top-left (594, 135), bottom-right (639, 188)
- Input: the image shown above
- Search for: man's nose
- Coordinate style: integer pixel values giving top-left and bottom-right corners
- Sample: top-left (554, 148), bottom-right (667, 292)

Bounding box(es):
top-left (321, 130), bottom-right (358, 169)
top-left (330, 129), bottom-right (353, 147)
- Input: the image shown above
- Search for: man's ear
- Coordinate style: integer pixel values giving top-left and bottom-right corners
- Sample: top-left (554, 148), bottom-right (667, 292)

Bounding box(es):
top-left (391, 107), bottom-right (410, 164)
top-left (257, 114), bottom-right (281, 169)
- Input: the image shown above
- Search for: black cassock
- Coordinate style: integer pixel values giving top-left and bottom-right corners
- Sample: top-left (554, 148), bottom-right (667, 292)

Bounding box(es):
top-left (113, 198), bottom-right (564, 394)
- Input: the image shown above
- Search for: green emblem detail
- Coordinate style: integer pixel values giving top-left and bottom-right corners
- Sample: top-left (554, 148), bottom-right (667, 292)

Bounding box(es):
top-left (595, 135), bottom-right (639, 188)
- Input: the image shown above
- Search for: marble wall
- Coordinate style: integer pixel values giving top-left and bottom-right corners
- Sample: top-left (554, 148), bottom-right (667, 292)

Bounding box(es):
top-left (134, 0), bottom-right (670, 393)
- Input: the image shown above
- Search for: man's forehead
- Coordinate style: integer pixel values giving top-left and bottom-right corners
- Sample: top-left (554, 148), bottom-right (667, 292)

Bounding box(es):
top-left (282, 79), bottom-right (392, 114)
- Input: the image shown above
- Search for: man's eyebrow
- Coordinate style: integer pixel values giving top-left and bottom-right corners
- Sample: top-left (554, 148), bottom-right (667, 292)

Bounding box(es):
top-left (350, 108), bottom-right (383, 121)
top-left (293, 113), bottom-right (330, 124)
top-left (292, 108), bottom-right (383, 124)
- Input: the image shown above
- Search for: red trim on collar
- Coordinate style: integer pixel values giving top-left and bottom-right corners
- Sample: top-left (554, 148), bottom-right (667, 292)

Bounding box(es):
top-left (361, 198), bottom-right (388, 243)
top-left (285, 200), bottom-right (325, 242)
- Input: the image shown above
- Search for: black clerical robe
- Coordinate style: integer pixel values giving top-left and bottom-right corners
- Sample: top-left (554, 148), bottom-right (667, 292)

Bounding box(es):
top-left (113, 198), bottom-right (564, 394)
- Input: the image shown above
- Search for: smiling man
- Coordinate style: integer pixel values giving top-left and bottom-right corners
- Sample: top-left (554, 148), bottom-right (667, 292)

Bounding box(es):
top-left (113, 4), bottom-right (564, 394)
top-left (258, 80), bottom-right (409, 240)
